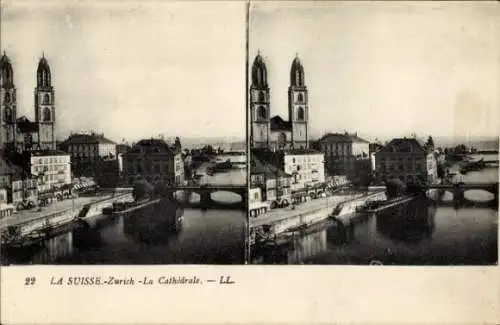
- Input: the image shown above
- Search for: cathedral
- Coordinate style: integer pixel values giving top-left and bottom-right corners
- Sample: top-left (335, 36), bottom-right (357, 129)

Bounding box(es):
top-left (0, 52), bottom-right (56, 153)
top-left (250, 52), bottom-right (309, 150)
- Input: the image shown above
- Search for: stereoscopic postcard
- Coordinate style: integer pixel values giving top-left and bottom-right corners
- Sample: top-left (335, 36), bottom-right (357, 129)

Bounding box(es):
top-left (1, 1), bottom-right (498, 324)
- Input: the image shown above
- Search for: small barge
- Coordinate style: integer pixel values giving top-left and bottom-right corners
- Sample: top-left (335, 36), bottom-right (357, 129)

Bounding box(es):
top-left (356, 195), bottom-right (417, 214)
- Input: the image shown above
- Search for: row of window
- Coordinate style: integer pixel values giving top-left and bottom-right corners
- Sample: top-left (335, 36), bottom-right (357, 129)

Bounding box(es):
top-left (277, 188), bottom-right (291, 197)
top-left (290, 155), bottom-right (322, 164)
top-left (254, 92), bottom-right (306, 103)
top-left (287, 162), bottom-right (321, 172)
top-left (378, 156), bottom-right (426, 163)
top-left (35, 157), bottom-right (69, 165)
top-left (383, 174), bottom-right (423, 183)
top-left (12, 180), bottom-right (37, 190)
top-left (255, 106), bottom-right (306, 121)
top-left (69, 145), bottom-right (99, 153)
top-left (33, 165), bottom-right (69, 173)
top-left (378, 163), bottom-right (423, 173)
top-left (321, 143), bottom-right (352, 154)
top-left (38, 174), bottom-right (68, 183)
top-left (292, 172), bottom-right (321, 183)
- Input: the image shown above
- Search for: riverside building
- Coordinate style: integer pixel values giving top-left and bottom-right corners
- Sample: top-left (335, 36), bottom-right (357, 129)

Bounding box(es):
top-left (375, 137), bottom-right (438, 184)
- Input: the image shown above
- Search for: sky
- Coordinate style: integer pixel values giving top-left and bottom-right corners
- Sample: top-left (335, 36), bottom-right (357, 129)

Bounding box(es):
top-left (1, 0), bottom-right (246, 143)
top-left (249, 2), bottom-right (500, 141)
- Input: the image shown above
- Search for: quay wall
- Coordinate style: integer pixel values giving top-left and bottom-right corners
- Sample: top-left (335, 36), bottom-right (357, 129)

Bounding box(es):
top-left (268, 192), bottom-right (387, 236)
top-left (273, 206), bottom-right (330, 234)
top-left (7, 192), bottom-right (132, 237)
top-left (18, 209), bottom-right (77, 236)
top-left (79, 193), bottom-right (132, 219)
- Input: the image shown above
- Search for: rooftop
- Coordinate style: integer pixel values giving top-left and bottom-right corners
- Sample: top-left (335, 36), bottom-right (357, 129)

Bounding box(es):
top-left (377, 138), bottom-right (427, 154)
top-left (116, 144), bottom-right (131, 154)
top-left (282, 148), bottom-right (322, 155)
top-left (16, 116), bottom-right (39, 133)
top-left (29, 149), bottom-right (70, 157)
top-left (125, 138), bottom-right (176, 155)
top-left (64, 133), bottom-right (116, 145)
top-left (270, 115), bottom-right (291, 131)
top-left (318, 132), bottom-right (370, 143)
top-left (252, 147), bottom-right (321, 157)
top-left (0, 157), bottom-right (23, 177)
top-left (250, 154), bottom-right (290, 178)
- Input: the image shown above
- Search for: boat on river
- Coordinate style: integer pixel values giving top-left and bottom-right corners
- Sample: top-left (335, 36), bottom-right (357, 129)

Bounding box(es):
top-left (356, 195), bottom-right (417, 214)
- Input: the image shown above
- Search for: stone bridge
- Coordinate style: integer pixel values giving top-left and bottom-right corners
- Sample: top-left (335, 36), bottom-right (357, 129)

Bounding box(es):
top-left (165, 185), bottom-right (247, 209)
top-left (419, 182), bottom-right (498, 208)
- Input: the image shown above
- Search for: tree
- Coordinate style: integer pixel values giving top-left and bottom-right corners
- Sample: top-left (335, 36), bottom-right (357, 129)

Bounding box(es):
top-left (385, 178), bottom-right (406, 199)
top-left (454, 144), bottom-right (467, 154)
top-left (174, 137), bottom-right (182, 153)
top-left (132, 180), bottom-right (154, 201)
top-left (426, 136), bottom-right (435, 149)
top-left (437, 164), bottom-right (446, 179)
top-left (205, 145), bottom-right (215, 155)
top-left (153, 182), bottom-right (170, 198)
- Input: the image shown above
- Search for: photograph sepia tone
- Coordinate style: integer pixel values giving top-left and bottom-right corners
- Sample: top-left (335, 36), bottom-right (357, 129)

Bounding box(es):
top-left (248, 2), bottom-right (499, 265)
top-left (0, 1), bottom-right (500, 324)
top-left (0, 0), bottom-right (247, 265)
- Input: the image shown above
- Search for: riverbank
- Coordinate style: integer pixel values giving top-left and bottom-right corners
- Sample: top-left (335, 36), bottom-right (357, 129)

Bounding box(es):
top-left (1, 191), bottom-right (132, 248)
top-left (250, 190), bottom-right (387, 245)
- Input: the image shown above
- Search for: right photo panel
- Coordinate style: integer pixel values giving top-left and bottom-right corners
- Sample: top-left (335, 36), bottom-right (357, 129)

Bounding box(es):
top-left (247, 1), bottom-right (499, 265)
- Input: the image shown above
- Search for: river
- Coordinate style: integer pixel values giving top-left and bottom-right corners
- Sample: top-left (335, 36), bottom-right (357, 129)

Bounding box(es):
top-left (251, 155), bottom-right (498, 265)
top-left (2, 169), bottom-right (246, 265)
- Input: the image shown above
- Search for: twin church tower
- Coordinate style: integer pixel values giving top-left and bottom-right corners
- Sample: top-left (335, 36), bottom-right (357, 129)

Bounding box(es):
top-left (0, 52), bottom-right (56, 152)
top-left (250, 52), bottom-right (309, 150)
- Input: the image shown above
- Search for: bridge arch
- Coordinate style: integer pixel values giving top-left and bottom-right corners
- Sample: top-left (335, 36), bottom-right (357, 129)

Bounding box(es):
top-left (210, 190), bottom-right (243, 204)
top-left (426, 182), bottom-right (498, 206)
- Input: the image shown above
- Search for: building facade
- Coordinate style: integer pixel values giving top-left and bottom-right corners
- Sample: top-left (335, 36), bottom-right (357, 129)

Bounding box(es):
top-left (28, 150), bottom-right (72, 193)
top-left (12, 178), bottom-right (38, 209)
top-left (250, 153), bottom-right (292, 207)
top-left (34, 56), bottom-right (56, 151)
top-left (62, 132), bottom-right (117, 177)
top-left (282, 151), bottom-right (325, 194)
top-left (375, 138), bottom-right (438, 184)
top-left (318, 132), bottom-right (372, 185)
top-left (0, 53), bottom-right (17, 152)
top-left (252, 148), bottom-right (325, 201)
top-left (122, 139), bottom-right (184, 186)
top-left (1, 53), bottom-right (57, 153)
top-left (250, 53), bottom-right (309, 150)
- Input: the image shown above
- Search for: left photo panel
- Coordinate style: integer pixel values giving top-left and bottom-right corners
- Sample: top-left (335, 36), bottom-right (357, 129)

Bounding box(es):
top-left (0, 0), bottom-right (247, 265)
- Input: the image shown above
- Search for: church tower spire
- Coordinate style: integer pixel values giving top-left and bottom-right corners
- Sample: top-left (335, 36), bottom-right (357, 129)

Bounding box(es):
top-left (250, 52), bottom-right (270, 148)
top-left (35, 53), bottom-right (56, 150)
top-left (0, 52), bottom-right (17, 151)
top-left (288, 54), bottom-right (308, 149)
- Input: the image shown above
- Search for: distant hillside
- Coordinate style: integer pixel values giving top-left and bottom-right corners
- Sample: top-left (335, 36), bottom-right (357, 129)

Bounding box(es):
top-left (309, 133), bottom-right (499, 150)
top-left (124, 136), bottom-right (245, 151)
top-left (432, 136), bottom-right (499, 149)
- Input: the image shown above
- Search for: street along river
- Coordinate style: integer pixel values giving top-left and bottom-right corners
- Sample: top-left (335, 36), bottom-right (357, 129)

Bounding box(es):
top-left (251, 159), bottom-right (497, 265)
top-left (2, 170), bottom-right (246, 265)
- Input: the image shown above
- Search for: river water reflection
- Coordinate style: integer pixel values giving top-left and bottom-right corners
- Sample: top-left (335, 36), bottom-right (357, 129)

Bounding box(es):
top-left (252, 162), bottom-right (498, 265)
top-left (2, 170), bottom-right (246, 265)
